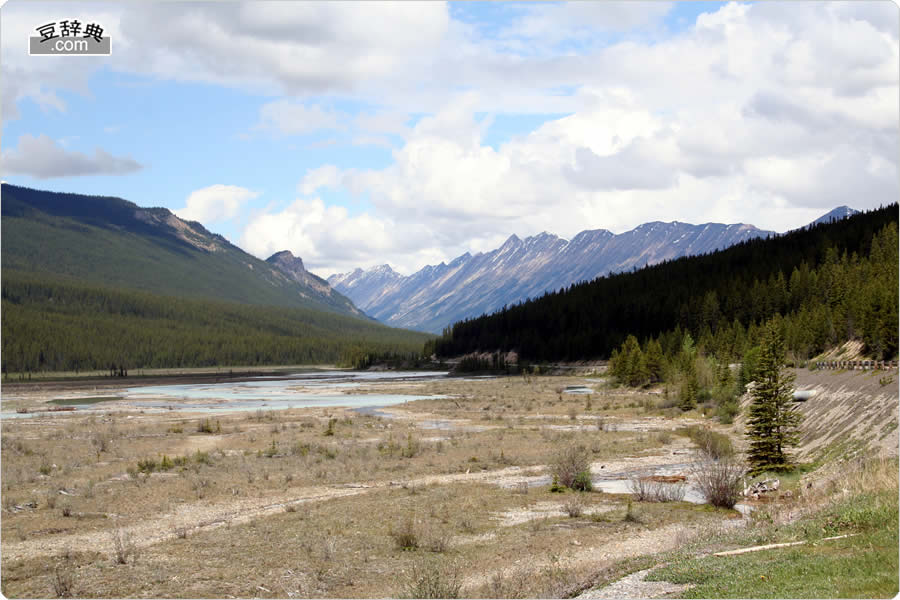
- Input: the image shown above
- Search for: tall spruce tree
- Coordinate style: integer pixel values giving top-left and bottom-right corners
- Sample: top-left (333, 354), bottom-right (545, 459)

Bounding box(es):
top-left (745, 323), bottom-right (803, 475)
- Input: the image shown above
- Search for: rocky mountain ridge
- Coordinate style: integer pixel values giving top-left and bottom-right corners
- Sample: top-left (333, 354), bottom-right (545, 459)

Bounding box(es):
top-left (328, 207), bottom-right (857, 333)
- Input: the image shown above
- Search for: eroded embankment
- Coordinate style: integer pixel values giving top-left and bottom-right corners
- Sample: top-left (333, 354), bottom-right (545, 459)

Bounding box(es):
top-left (734, 367), bottom-right (898, 461)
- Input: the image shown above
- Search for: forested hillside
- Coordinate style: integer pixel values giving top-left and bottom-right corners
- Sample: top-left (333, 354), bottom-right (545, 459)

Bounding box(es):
top-left (429, 205), bottom-right (898, 364)
top-left (1, 184), bottom-right (361, 317)
top-left (1, 273), bottom-right (431, 374)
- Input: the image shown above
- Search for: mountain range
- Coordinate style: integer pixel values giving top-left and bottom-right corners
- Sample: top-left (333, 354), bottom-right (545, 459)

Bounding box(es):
top-left (3, 183), bottom-right (860, 338)
top-left (329, 209), bottom-right (857, 333)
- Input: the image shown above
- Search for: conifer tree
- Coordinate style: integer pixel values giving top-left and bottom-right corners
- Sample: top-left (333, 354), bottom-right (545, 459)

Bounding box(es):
top-left (745, 323), bottom-right (803, 475)
top-left (643, 338), bottom-right (665, 383)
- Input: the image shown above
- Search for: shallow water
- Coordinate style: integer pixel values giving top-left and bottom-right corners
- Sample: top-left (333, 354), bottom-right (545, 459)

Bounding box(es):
top-left (564, 385), bottom-right (594, 394)
top-left (1, 371), bottom-right (450, 418)
top-left (509, 460), bottom-right (751, 513)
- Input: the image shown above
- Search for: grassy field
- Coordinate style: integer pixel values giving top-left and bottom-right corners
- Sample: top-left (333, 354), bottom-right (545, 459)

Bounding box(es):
top-left (643, 458), bottom-right (899, 598)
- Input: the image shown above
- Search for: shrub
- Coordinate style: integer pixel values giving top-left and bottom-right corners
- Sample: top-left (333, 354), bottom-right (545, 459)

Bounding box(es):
top-left (92, 433), bottom-right (110, 453)
top-left (549, 475), bottom-right (565, 493)
top-left (53, 558), bottom-right (75, 598)
top-left (563, 496), bottom-right (584, 517)
top-left (572, 470), bottom-right (593, 492)
top-left (402, 434), bottom-right (421, 458)
top-left (110, 528), bottom-right (137, 564)
top-left (623, 499), bottom-right (641, 523)
top-left (691, 453), bottom-right (744, 509)
top-left (680, 426), bottom-right (734, 459)
top-left (390, 516), bottom-right (419, 551)
top-left (400, 558), bottom-right (462, 599)
top-left (422, 526), bottom-right (451, 553)
top-left (716, 399), bottom-right (740, 424)
top-left (136, 457), bottom-right (157, 473)
top-left (263, 440), bottom-right (278, 458)
top-left (629, 478), bottom-right (686, 502)
top-left (551, 444), bottom-right (592, 490)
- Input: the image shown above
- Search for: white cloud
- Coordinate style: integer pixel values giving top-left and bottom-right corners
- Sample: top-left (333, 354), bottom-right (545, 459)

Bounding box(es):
top-left (237, 0), bottom-right (898, 274)
top-left (174, 184), bottom-right (259, 223)
top-left (3, 2), bottom-right (896, 275)
top-left (1, 134), bottom-right (142, 179)
top-left (239, 196), bottom-right (439, 275)
top-left (298, 165), bottom-right (342, 196)
top-left (498, 1), bottom-right (673, 52)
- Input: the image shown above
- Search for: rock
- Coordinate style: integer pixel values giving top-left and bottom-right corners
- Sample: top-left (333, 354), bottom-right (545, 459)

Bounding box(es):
top-left (743, 478), bottom-right (781, 497)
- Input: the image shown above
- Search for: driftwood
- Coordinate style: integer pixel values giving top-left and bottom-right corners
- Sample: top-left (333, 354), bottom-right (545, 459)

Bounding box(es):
top-left (642, 475), bottom-right (687, 484)
top-left (712, 534), bottom-right (856, 557)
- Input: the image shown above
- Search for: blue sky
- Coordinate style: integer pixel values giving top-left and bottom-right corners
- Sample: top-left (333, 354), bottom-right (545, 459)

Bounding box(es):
top-left (2, 1), bottom-right (897, 276)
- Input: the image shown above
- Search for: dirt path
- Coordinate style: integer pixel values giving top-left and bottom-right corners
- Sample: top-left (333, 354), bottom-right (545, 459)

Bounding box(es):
top-left (463, 522), bottom-right (693, 591)
top-left (576, 567), bottom-right (691, 599)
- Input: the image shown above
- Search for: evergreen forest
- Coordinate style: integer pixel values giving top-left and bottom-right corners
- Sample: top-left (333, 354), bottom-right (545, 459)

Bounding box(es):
top-left (429, 205), bottom-right (898, 365)
top-left (2, 273), bottom-right (431, 374)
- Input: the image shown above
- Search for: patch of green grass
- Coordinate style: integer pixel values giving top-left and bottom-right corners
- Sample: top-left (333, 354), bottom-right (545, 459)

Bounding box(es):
top-left (747, 461), bottom-right (818, 491)
top-left (646, 489), bottom-right (899, 598)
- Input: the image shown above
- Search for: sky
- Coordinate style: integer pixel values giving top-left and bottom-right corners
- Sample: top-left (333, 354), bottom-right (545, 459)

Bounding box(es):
top-left (1, 1), bottom-right (898, 278)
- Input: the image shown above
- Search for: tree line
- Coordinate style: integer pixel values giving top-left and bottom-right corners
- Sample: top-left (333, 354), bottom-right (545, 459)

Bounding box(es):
top-left (1, 274), bottom-right (432, 374)
top-left (428, 205), bottom-right (898, 364)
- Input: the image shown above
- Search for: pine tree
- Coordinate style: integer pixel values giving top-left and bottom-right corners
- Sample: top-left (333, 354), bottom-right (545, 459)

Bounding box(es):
top-left (745, 323), bottom-right (803, 475)
top-left (643, 338), bottom-right (665, 383)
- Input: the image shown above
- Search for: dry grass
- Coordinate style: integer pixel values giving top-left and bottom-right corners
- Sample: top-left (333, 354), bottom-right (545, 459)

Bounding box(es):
top-left (3, 371), bottom-right (887, 598)
top-left (629, 478), bottom-right (687, 502)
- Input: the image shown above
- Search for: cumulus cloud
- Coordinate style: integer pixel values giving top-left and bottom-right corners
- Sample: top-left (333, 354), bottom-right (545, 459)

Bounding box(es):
top-left (3, 2), bottom-right (896, 275)
top-left (116, 2), bottom-right (451, 96)
top-left (174, 184), bottom-right (259, 223)
top-left (298, 165), bottom-right (343, 196)
top-left (237, 0), bottom-right (899, 274)
top-left (239, 196), bottom-right (441, 275)
top-left (1, 134), bottom-right (142, 179)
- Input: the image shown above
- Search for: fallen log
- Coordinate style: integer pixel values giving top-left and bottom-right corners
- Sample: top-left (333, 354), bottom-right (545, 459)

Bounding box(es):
top-left (712, 534), bottom-right (856, 557)
top-left (643, 475), bottom-right (687, 483)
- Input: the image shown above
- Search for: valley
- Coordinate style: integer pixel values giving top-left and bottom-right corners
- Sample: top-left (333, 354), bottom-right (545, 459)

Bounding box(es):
top-left (1, 366), bottom-right (896, 598)
top-left (3, 2), bottom-right (898, 598)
